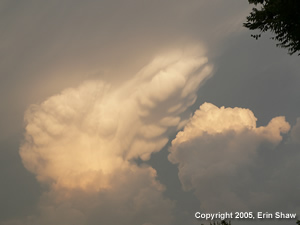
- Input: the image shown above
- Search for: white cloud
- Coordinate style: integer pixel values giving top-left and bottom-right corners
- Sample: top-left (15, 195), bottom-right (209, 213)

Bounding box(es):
top-left (14, 47), bottom-right (213, 225)
top-left (20, 47), bottom-right (212, 190)
top-left (2, 165), bottom-right (174, 225)
top-left (169, 102), bottom-right (291, 212)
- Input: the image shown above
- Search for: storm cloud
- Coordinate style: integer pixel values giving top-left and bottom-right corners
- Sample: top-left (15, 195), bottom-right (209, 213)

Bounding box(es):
top-left (5, 48), bottom-right (213, 225)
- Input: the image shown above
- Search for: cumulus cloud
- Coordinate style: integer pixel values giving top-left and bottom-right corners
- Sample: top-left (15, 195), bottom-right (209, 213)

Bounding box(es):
top-left (13, 47), bottom-right (213, 225)
top-left (20, 46), bottom-right (212, 191)
top-left (2, 165), bottom-right (174, 225)
top-left (169, 102), bottom-right (291, 212)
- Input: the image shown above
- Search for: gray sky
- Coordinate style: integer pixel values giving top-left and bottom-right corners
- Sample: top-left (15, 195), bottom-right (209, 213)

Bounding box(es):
top-left (1, 1), bottom-right (300, 225)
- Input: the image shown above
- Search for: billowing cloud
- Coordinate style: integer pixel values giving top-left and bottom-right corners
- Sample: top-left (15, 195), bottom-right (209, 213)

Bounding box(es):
top-left (169, 102), bottom-right (291, 212)
top-left (12, 47), bottom-right (213, 225)
top-left (2, 165), bottom-right (174, 225)
top-left (20, 46), bottom-right (212, 191)
top-left (2, 1), bottom-right (300, 225)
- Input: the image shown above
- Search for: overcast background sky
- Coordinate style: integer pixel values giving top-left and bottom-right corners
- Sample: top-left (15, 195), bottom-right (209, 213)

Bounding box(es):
top-left (1, 1), bottom-right (300, 225)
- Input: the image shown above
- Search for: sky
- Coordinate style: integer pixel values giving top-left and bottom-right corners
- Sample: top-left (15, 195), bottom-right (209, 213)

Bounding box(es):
top-left (0, 1), bottom-right (300, 225)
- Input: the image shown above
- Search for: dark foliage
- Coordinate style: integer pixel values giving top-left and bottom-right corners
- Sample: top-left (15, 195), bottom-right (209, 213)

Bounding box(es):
top-left (244, 0), bottom-right (300, 55)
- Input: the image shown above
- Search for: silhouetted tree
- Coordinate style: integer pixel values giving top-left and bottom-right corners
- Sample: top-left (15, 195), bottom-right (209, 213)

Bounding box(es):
top-left (244, 0), bottom-right (300, 55)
